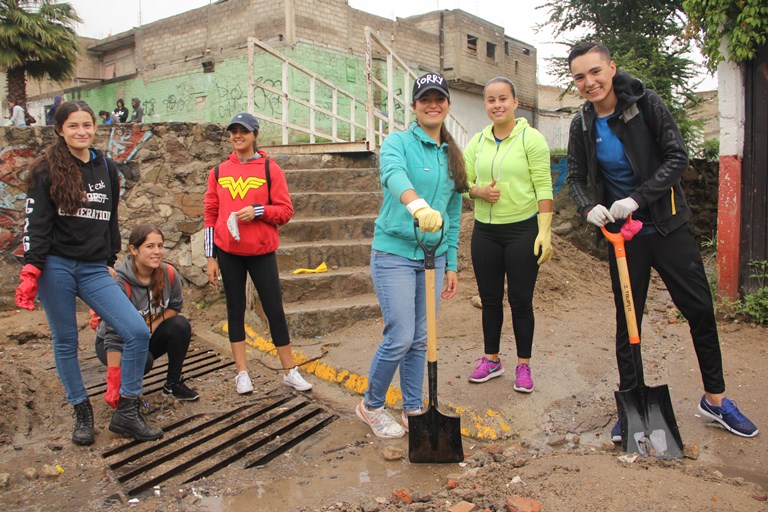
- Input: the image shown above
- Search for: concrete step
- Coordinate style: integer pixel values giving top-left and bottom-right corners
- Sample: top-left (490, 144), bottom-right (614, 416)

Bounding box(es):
top-left (285, 167), bottom-right (379, 193)
top-left (290, 191), bottom-right (381, 218)
top-left (277, 239), bottom-right (372, 271)
top-left (283, 294), bottom-right (381, 339)
top-left (279, 266), bottom-right (373, 303)
top-left (280, 215), bottom-right (376, 243)
top-left (272, 152), bottom-right (378, 171)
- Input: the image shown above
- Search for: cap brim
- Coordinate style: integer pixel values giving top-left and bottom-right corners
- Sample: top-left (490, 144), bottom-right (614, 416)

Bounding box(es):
top-left (227, 122), bottom-right (257, 132)
top-left (413, 85), bottom-right (450, 101)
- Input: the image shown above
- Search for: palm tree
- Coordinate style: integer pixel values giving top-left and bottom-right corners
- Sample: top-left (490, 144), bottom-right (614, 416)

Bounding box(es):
top-left (0, 0), bottom-right (80, 107)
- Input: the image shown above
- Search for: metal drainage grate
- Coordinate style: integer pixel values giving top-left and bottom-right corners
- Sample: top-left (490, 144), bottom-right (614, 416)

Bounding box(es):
top-left (102, 395), bottom-right (338, 496)
top-left (80, 346), bottom-right (234, 398)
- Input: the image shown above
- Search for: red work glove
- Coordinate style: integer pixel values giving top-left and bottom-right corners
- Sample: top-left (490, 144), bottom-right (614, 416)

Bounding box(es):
top-left (15, 264), bottom-right (41, 311)
top-left (88, 309), bottom-right (101, 330)
top-left (104, 366), bottom-right (121, 409)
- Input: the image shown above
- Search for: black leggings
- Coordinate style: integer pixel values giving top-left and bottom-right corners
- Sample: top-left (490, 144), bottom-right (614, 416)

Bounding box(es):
top-left (216, 249), bottom-right (290, 346)
top-left (95, 315), bottom-right (192, 384)
top-left (608, 225), bottom-right (724, 393)
top-left (471, 217), bottom-right (540, 359)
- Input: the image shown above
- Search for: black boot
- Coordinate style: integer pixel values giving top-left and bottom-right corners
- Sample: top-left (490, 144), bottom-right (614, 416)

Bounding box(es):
top-left (109, 397), bottom-right (163, 441)
top-left (72, 399), bottom-right (95, 446)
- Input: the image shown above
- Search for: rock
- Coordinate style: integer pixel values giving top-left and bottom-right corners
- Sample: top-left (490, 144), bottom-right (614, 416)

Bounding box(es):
top-left (22, 467), bottom-right (38, 480)
top-left (448, 501), bottom-right (476, 512)
top-left (505, 495), bottom-right (542, 512)
top-left (470, 296), bottom-right (482, 309)
top-left (749, 483), bottom-right (768, 502)
top-left (600, 441), bottom-right (617, 451)
top-left (392, 488), bottom-right (412, 504)
top-left (512, 457), bottom-right (528, 468)
top-left (445, 479), bottom-right (459, 490)
top-left (381, 446), bottom-right (404, 461)
top-left (176, 489), bottom-right (188, 499)
top-left (46, 442), bottom-right (63, 451)
top-left (683, 443), bottom-right (699, 460)
top-left (552, 222), bottom-right (573, 235)
top-left (411, 491), bottom-right (430, 503)
top-left (486, 444), bottom-right (504, 455)
top-left (547, 435), bottom-right (568, 447)
top-left (40, 465), bottom-right (60, 478)
top-left (0, 473), bottom-right (10, 489)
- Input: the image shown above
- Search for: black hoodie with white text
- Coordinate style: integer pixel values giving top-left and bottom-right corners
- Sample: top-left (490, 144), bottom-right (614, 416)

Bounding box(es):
top-left (23, 148), bottom-right (121, 270)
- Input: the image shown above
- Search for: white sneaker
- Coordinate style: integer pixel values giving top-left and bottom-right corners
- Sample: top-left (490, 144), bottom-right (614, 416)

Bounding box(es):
top-left (283, 367), bottom-right (312, 391)
top-left (400, 408), bottom-right (423, 432)
top-left (235, 371), bottom-right (253, 394)
top-left (355, 400), bottom-right (405, 438)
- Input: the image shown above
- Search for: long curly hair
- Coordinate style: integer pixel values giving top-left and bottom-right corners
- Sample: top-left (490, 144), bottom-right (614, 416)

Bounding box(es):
top-left (25, 101), bottom-right (97, 214)
top-left (128, 224), bottom-right (167, 309)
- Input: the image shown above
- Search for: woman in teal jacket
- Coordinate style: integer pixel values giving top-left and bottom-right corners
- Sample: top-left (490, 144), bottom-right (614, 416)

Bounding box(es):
top-left (464, 77), bottom-right (553, 393)
top-left (356, 72), bottom-right (468, 438)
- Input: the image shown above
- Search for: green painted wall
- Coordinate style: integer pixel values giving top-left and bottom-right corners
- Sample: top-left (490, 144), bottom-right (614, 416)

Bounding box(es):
top-left (75, 44), bottom-right (389, 145)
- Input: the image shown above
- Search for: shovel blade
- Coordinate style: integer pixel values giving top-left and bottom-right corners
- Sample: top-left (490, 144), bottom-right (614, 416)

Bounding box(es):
top-left (408, 406), bottom-right (464, 463)
top-left (615, 384), bottom-right (684, 459)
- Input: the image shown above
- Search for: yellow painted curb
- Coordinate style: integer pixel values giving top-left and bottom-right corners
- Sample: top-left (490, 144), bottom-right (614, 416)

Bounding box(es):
top-left (225, 321), bottom-right (510, 440)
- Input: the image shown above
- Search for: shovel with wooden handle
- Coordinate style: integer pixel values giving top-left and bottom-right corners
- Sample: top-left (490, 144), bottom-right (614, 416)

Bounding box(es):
top-left (408, 220), bottom-right (464, 464)
top-left (602, 217), bottom-right (683, 459)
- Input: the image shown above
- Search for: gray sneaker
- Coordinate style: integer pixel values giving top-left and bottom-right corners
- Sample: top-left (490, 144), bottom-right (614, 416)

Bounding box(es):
top-left (355, 400), bottom-right (405, 438)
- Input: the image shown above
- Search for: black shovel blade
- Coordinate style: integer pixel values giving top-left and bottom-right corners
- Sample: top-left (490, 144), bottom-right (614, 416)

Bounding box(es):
top-left (615, 384), bottom-right (684, 459)
top-left (408, 406), bottom-right (463, 463)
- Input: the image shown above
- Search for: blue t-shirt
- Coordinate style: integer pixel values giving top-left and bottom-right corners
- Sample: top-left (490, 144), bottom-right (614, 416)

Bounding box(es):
top-left (595, 115), bottom-right (655, 234)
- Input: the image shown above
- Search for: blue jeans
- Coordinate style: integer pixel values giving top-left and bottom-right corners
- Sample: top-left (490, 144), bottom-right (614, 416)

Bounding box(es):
top-left (37, 255), bottom-right (150, 404)
top-left (366, 250), bottom-right (446, 411)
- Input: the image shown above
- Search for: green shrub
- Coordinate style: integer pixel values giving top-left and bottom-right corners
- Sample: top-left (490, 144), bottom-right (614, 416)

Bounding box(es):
top-left (702, 139), bottom-right (719, 162)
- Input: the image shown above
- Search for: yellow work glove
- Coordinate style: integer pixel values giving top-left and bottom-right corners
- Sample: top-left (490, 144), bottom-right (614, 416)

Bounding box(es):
top-left (414, 207), bottom-right (443, 233)
top-left (292, 261), bottom-right (328, 275)
top-left (533, 212), bottom-right (554, 265)
top-left (407, 198), bottom-right (442, 233)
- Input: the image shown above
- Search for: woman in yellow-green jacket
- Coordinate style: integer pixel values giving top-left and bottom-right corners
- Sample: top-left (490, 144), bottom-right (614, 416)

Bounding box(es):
top-left (464, 76), bottom-right (553, 393)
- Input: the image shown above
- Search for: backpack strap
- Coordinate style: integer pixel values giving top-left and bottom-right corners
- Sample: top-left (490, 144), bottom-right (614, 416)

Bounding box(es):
top-left (215, 164), bottom-right (219, 181)
top-left (265, 157), bottom-right (272, 205)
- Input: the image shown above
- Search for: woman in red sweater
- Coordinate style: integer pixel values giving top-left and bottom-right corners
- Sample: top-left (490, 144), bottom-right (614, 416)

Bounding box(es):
top-left (204, 112), bottom-right (312, 394)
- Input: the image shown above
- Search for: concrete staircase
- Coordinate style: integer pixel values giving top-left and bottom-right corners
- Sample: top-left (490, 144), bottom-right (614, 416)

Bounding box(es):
top-left (253, 152), bottom-right (382, 338)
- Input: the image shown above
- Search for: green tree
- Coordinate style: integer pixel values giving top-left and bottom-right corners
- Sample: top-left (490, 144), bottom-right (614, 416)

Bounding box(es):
top-left (539, 0), bottom-right (702, 145)
top-left (0, 0), bottom-right (80, 107)
top-left (684, 0), bottom-right (768, 72)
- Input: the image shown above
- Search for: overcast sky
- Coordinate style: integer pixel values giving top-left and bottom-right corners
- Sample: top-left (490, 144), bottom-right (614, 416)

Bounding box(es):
top-left (65, 0), bottom-right (715, 89)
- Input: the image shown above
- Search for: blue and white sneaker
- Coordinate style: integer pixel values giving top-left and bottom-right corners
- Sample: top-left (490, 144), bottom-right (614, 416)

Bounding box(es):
top-left (698, 396), bottom-right (758, 438)
top-left (611, 420), bottom-right (622, 443)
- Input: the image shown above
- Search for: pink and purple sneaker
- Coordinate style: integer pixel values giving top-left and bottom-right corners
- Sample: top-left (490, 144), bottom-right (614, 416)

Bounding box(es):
top-left (513, 363), bottom-right (534, 393)
top-left (468, 357), bottom-right (505, 383)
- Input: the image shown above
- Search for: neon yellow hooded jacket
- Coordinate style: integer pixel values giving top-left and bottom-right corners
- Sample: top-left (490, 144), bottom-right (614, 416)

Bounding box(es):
top-left (463, 118), bottom-right (552, 224)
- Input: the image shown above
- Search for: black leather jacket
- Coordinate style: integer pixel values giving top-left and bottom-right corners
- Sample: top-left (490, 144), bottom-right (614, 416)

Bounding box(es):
top-left (566, 72), bottom-right (691, 236)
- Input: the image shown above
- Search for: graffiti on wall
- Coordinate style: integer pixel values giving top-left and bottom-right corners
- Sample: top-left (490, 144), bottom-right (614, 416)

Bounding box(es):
top-left (252, 77), bottom-right (283, 118)
top-left (214, 80), bottom-right (247, 119)
top-left (163, 80), bottom-right (202, 114)
top-left (0, 146), bottom-right (36, 255)
top-left (108, 125), bottom-right (153, 163)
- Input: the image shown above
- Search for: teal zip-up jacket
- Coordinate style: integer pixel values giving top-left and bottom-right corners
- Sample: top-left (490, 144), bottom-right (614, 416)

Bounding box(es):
top-left (463, 118), bottom-right (552, 224)
top-left (373, 122), bottom-right (463, 271)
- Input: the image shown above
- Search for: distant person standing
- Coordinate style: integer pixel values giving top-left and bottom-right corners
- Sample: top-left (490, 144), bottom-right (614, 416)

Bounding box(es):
top-left (7, 98), bottom-right (26, 127)
top-left (113, 98), bottom-right (129, 123)
top-left (46, 96), bottom-right (63, 126)
top-left (130, 97), bottom-right (143, 123)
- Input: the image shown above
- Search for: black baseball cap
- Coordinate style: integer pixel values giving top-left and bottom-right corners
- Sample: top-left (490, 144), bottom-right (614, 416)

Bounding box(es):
top-left (412, 72), bottom-right (450, 101)
top-left (227, 112), bottom-right (260, 132)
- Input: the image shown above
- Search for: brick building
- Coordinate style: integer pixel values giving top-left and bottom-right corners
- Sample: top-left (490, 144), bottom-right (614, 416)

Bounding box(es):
top-left (13, 0), bottom-right (537, 141)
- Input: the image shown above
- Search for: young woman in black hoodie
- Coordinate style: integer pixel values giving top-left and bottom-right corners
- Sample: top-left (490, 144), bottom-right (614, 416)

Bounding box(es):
top-left (15, 100), bottom-right (162, 445)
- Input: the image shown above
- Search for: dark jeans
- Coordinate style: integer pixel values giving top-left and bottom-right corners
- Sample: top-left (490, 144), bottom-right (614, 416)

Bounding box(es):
top-left (471, 217), bottom-right (540, 359)
top-left (216, 249), bottom-right (290, 346)
top-left (608, 225), bottom-right (725, 394)
top-left (96, 315), bottom-right (192, 384)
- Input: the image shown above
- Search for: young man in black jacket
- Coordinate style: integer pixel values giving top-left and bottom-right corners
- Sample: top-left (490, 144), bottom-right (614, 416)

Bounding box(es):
top-left (566, 41), bottom-right (758, 441)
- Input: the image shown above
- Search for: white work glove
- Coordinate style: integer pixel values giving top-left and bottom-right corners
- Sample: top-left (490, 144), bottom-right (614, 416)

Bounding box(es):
top-left (586, 205), bottom-right (615, 227)
top-left (609, 197), bottom-right (639, 220)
